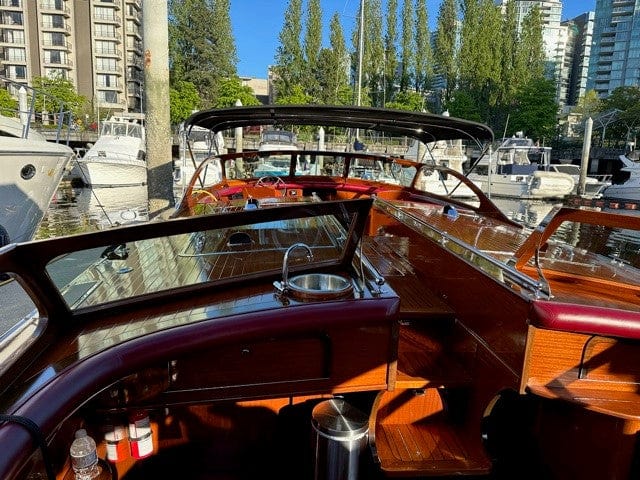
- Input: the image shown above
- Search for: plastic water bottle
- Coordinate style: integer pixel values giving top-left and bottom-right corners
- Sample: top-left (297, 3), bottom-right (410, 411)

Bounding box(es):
top-left (69, 429), bottom-right (101, 480)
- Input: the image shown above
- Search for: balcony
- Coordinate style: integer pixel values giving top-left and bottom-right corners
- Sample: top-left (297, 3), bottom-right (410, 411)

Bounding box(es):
top-left (43, 39), bottom-right (71, 50)
top-left (40, 22), bottom-right (71, 34)
top-left (42, 56), bottom-right (73, 68)
top-left (0, 0), bottom-right (22, 8)
top-left (94, 30), bottom-right (121, 42)
top-left (39, 3), bottom-right (71, 17)
top-left (96, 47), bottom-right (121, 57)
top-left (96, 0), bottom-right (120, 10)
top-left (93, 13), bottom-right (121, 24)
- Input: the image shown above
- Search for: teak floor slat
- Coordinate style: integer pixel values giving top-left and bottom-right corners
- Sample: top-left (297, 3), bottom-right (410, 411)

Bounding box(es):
top-left (375, 420), bottom-right (491, 475)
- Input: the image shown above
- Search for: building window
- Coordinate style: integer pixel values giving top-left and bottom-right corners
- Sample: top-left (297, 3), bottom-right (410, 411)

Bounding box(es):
top-left (97, 74), bottom-right (118, 87)
top-left (96, 57), bottom-right (117, 71)
top-left (98, 90), bottom-right (118, 103)
top-left (7, 47), bottom-right (25, 62)
top-left (95, 23), bottom-right (116, 38)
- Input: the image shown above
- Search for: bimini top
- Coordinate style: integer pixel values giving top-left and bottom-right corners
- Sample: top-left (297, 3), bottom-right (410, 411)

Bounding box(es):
top-left (184, 105), bottom-right (494, 145)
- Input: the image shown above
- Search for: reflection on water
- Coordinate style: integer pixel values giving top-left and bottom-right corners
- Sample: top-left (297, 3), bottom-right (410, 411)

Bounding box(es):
top-left (36, 184), bottom-right (150, 239)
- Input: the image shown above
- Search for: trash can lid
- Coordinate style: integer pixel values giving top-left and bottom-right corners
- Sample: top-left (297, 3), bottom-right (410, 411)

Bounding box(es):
top-left (311, 398), bottom-right (369, 438)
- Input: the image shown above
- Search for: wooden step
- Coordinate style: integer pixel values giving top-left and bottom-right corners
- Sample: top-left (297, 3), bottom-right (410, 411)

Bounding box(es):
top-left (370, 389), bottom-right (492, 477)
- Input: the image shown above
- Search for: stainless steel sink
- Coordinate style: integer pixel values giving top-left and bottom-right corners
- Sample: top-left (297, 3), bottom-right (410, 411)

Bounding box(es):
top-left (286, 273), bottom-right (353, 301)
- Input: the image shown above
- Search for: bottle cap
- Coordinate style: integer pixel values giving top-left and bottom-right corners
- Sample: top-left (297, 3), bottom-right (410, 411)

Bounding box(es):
top-left (75, 429), bottom-right (87, 439)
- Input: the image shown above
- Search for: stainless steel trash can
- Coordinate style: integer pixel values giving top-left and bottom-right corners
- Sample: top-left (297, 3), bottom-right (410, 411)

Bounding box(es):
top-left (311, 398), bottom-right (369, 480)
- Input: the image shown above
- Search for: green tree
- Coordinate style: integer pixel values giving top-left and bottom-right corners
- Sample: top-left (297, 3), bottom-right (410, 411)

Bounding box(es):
top-left (275, 84), bottom-right (312, 105)
top-left (274, 0), bottom-right (304, 100)
top-left (214, 77), bottom-right (261, 108)
top-left (599, 86), bottom-right (640, 146)
top-left (399, 0), bottom-right (415, 91)
top-left (509, 76), bottom-right (558, 142)
top-left (575, 89), bottom-right (601, 118)
top-left (384, 0), bottom-right (399, 104)
top-left (0, 88), bottom-right (18, 117)
top-left (169, 81), bottom-right (200, 125)
top-left (434, 0), bottom-right (458, 105)
top-left (414, 0), bottom-right (433, 94)
top-left (303, 0), bottom-right (322, 101)
top-left (169, 0), bottom-right (237, 105)
top-left (458, 0), bottom-right (503, 123)
top-left (516, 5), bottom-right (545, 81)
top-left (31, 76), bottom-right (87, 119)
top-left (446, 89), bottom-right (482, 123)
top-left (364, 0), bottom-right (385, 106)
top-left (385, 90), bottom-right (427, 111)
top-left (317, 14), bottom-right (351, 105)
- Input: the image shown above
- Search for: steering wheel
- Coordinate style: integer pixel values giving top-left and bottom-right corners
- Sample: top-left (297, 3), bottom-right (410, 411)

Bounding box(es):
top-left (255, 175), bottom-right (286, 189)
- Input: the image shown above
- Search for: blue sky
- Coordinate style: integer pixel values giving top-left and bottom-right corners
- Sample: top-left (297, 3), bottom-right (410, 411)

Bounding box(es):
top-left (231, 0), bottom-right (595, 78)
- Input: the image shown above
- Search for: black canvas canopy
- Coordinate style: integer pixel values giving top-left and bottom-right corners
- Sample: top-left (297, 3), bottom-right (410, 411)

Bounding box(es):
top-left (185, 105), bottom-right (494, 146)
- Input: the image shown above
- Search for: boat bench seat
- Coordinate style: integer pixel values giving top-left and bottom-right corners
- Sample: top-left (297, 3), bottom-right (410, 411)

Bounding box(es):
top-left (530, 300), bottom-right (640, 340)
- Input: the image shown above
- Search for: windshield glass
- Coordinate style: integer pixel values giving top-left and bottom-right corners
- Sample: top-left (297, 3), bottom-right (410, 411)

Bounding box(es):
top-left (44, 204), bottom-right (362, 311)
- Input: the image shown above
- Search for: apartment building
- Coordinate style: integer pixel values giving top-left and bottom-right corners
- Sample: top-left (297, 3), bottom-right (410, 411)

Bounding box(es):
top-left (587, 0), bottom-right (640, 98)
top-left (0, 0), bottom-right (143, 115)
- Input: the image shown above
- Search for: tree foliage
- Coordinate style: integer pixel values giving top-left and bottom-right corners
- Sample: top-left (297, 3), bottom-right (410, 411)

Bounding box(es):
top-left (274, 0), bottom-right (305, 98)
top-left (509, 77), bottom-right (558, 142)
top-left (434, 0), bottom-right (458, 105)
top-left (169, 81), bottom-right (200, 124)
top-left (215, 77), bottom-right (262, 108)
top-left (414, 0), bottom-right (432, 94)
top-left (31, 76), bottom-right (87, 119)
top-left (168, 0), bottom-right (237, 107)
top-left (0, 88), bottom-right (18, 117)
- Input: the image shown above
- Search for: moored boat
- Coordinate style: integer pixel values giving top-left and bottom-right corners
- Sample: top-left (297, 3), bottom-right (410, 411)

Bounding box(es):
top-left (75, 114), bottom-right (147, 187)
top-left (1, 106), bottom-right (640, 480)
top-left (0, 114), bottom-right (75, 245)
top-left (468, 135), bottom-right (575, 199)
top-left (602, 154), bottom-right (640, 202)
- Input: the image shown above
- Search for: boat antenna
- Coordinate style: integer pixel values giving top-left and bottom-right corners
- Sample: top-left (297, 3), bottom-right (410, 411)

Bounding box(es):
top-left (502, 113), bottom-right (509, 140)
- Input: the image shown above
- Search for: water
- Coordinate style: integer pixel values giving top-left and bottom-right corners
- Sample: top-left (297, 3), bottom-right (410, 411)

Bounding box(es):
top-left (36, 183), bottom-right (152, 239)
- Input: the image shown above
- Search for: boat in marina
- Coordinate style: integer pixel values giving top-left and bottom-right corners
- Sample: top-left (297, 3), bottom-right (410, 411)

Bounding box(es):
top-left (602, 154), bottom-right (640, 202)
top-left (251, 129), bottom-right (300, 177)
top-left (0, 114), bottom-right (75, 245)
top-left (2, 105), bottom-right (640, 480)
top-left (468, 135), bottom-right (575, 199)
top-left (173, 123), bottom-right (224, 200)
top-left (75, 114), bottom-right (146, 187)
top-left (549, 163), bottom-right (612, 198)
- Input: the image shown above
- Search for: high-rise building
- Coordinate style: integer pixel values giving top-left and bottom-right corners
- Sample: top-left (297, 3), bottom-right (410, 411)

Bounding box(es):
top-left (587, 0), bottom-right (640, 98)
top-left (563, 12), bottom-right (594, 106)
top-left (0, 0), bottom-right (144, 115)
top-left (499, 1), bottom-right (595, 107)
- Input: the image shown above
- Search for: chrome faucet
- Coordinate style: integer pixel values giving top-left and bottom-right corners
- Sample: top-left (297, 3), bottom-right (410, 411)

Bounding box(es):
top-left (281, 243), bottom-right (314, 289)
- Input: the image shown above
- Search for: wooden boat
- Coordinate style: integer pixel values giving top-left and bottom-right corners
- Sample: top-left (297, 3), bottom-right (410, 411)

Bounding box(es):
top-left (1, 105), bottom-right (640, 480)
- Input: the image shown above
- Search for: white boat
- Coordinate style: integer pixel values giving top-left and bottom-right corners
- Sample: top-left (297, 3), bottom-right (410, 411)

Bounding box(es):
top-left (468, 135), bottom-right (575, 199)
top-left (253, 129), bottom-right (300, 177)
top-left (602, 154), bottom-right (640, 202)
top-left (549, 163), bottom-right (612, 198)
top-left (418, 139), bottom-right (482, 198)
top-left (173, 123), bottom-right (224, 200)
top-left (75, 114), bottom-right (146, 187)
top-left (0, 115), bottom-right (75, 245)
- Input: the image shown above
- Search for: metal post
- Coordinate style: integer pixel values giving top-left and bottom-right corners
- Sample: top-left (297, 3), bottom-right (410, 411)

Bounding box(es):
top-left (578, 117), bottom-right (593, 197)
